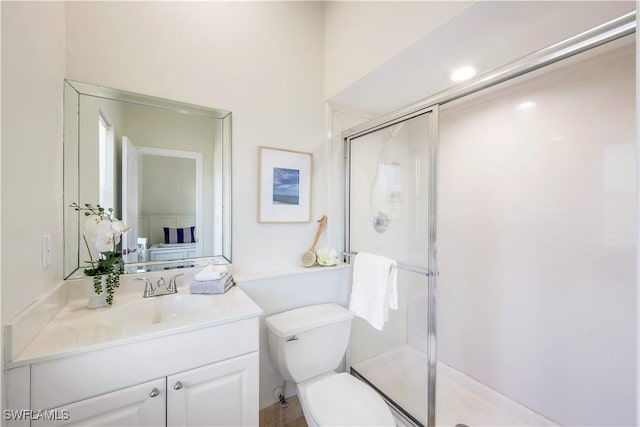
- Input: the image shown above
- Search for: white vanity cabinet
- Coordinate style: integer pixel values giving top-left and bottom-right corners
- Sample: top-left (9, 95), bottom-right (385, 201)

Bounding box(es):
top-left (30, 352), bottom-right (259, 427)
top-left (6, 293), bottom-right (262, 427)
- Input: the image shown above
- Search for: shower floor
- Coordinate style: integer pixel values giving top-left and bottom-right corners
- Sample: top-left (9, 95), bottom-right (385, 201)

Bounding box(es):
top-left (350, 345), bottom-right (557, 427)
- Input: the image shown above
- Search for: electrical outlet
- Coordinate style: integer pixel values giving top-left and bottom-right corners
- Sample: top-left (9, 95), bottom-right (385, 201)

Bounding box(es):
top-left (42, 235), bottom-right (52, 268)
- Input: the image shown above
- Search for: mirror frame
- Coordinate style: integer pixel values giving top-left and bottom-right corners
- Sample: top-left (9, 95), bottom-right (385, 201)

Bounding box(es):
top-left (63, 80), bottom-right (232, 279)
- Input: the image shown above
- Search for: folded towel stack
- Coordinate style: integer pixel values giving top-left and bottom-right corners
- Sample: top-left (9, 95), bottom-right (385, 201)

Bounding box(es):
top-left (189, 265), bottom-right (234, 294)
top-left (194, 264), bottom-right (228, 281)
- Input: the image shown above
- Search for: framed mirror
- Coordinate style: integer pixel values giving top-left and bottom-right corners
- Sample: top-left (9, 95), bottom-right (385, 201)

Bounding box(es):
top-left (64, 80), bottom-right (231, 279)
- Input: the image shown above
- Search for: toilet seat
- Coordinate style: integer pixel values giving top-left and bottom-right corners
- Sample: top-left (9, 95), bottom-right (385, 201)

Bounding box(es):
top-left (299, 373), bottom-right (395, 427)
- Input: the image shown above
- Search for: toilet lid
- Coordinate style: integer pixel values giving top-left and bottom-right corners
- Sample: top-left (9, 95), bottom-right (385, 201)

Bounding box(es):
top-left (305, 373), bottom-right (395, 427)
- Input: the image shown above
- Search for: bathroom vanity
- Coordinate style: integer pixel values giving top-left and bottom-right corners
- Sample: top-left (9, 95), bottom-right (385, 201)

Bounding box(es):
top-left (4, 286), bottom-right (262, 426)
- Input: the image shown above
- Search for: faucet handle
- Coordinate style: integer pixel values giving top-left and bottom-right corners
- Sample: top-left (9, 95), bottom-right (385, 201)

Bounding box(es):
top-left (168, 273), bottom-right (184, 293)
top-left (136, 277), bottom-right (154, 298)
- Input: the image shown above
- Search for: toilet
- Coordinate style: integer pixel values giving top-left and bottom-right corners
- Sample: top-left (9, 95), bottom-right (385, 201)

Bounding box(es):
top-left (265, 303), bottom-right (396, 427)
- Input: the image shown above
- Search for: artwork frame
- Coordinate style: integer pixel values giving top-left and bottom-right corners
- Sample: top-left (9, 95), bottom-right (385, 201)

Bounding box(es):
top-left (258, 146), bottom-right (312, 223)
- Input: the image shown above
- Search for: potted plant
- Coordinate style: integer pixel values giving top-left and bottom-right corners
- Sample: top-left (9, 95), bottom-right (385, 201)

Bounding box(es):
top-left (71, 203), bottom-right (129, 307)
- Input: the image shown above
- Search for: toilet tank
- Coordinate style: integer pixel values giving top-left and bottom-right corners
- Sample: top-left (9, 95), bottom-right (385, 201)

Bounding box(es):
top-left (265, 303), bottom-right (354, 384)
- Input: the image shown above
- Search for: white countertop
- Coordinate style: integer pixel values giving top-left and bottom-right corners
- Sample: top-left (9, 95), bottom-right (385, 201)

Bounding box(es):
top-left (8, 286), bottom-right (263, 368)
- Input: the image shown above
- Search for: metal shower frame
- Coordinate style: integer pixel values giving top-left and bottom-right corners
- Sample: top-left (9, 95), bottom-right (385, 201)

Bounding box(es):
top-left (341, 11), bottom-right (636, 427)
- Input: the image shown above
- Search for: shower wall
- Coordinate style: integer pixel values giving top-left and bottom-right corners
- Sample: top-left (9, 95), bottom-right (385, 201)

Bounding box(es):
top-left (438, 39), bottom-right (636, 426)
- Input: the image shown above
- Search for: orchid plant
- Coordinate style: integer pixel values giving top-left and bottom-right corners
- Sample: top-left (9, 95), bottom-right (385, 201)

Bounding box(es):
top-left (71, 203), bottom-right (130, 305)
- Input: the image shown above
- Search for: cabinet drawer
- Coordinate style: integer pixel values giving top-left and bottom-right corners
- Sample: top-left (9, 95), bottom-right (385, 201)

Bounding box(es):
top-left (32, 317), bottom-right (259, 410)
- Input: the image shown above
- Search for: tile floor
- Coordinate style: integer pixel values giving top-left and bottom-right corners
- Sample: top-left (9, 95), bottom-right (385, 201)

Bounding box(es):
top-left (259, 395), bottom-right (308, 427)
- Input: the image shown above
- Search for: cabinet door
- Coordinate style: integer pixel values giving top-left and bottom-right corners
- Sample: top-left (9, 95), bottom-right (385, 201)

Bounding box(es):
top-left (167, 352), bottom-right (259, 427)
top-left (32, 378), bottom-right (165, 427)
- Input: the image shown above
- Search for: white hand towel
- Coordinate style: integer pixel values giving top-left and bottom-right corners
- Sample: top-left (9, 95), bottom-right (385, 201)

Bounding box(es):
top-left (194, 264), bottom-right (229, 281)
top-left (348, 252), bottom-right (398, 331)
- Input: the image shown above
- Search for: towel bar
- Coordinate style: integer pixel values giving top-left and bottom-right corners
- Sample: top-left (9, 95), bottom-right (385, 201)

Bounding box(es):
top-left (342, 252), bottom-right (437, 277)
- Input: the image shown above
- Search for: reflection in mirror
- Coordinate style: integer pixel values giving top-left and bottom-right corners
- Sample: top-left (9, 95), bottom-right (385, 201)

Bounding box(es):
top-left (64, 80), bottom-right (231, 279)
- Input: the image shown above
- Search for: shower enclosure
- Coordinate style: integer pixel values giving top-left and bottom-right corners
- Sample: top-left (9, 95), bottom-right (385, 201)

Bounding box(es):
top-left (342, 12), bottom-right (636, 427)
top-left (345, 109), bottom-right (438, 426)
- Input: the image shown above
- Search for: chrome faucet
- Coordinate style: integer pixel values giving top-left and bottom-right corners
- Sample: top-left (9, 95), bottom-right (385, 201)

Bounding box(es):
top-left (168, 273), bottom-right (183, 294)
top-left (137, 275), bottom-right (181, 298)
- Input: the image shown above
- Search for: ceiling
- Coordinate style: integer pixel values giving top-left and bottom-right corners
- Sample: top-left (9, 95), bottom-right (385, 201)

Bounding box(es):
top-left (329, 1), bottom-right (635, 115)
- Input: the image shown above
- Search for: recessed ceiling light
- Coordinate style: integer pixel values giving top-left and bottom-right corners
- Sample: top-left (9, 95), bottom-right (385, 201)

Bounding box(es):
top-left (450, 66), bottom-right (477, 82)
top-left (516, 101), bottom-right (536, 111)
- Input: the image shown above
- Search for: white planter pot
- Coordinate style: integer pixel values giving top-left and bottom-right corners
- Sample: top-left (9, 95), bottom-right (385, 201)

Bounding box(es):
top-left (87, 276), bottom-right (109, 309)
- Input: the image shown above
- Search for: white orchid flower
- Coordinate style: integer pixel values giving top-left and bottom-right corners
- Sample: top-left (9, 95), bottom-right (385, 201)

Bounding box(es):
top-left (77, 204), bottom-right (131, 256)
top-left (85, 215), bottom-right (101, 232)
top-left (95, 219), bottom-right (112, 235)
top-left (95, 235), bottom-right (115, 253)
top-left (111, 219), bottom-right (130, 236)
top-left (88, 218), bottom-right (122, 253)
top-left (316, 247), bottom-right (338, 266)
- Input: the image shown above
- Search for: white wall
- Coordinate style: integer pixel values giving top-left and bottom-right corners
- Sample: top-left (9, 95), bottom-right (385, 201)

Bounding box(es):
top-left (140, 156), bottom-right (196, 217)
top-left (0, 0), bottom-right (4, 407)
top-left (323, 1), bottom-right (474, 99)
top-left (1, 2), bottom-right (66, 323)
top-left (65, 1), bottom-right (326, 275)
top-left (637, 6), bottom-right (640, 426)
top-left (438, 40), bottom-right (636, 426)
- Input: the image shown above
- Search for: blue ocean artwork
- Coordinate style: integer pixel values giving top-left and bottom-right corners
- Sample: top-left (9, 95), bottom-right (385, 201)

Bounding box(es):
top-left (273, 167), bottom-right (300, 205)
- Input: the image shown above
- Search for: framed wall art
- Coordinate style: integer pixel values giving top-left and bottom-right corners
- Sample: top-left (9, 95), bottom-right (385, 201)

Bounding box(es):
top-left (258, 146), bottom-right (312, 223)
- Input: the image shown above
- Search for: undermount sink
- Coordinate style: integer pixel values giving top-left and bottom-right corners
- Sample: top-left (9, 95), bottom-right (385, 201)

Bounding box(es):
top-left (99, 294), bottom-right (213, 328)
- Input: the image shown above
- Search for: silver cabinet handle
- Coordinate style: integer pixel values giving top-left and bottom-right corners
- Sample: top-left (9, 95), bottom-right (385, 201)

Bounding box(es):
top-left (174, 381), bottom-right (183, 390)
top-left (150, 387), bottom-right (160, 398)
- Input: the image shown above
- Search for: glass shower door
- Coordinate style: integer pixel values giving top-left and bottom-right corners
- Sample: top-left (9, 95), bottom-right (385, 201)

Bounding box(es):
top-left (345, 107), bottom-right (438, 427)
